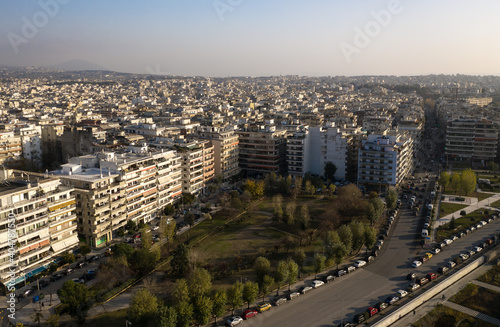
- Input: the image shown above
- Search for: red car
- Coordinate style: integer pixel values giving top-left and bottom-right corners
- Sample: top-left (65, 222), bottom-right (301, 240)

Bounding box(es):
top-left (426, 272), bottom-right (438, 281)
top-left (367, 307), bottom-right (378, 317)
top-left (242, 309), bottom-right (258, 320)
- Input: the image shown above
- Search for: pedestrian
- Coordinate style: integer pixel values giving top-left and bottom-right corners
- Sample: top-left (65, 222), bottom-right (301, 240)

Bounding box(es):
top-left (442, 294), bottom-right (445, 300)
top-left (413, 310), bottom-right (416, 315)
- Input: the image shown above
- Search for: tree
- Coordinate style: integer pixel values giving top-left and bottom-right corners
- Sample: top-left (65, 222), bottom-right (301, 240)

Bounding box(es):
top-left (111, 242), bottom-right (134, 259)
top-left (187, 268), bottom-right (212, 300)
top-left (242, 281), bottom-right (259, 309)
top-left (294, 249), bottom-right (306, 273)
top-left (450, 217), bottom-right (456, 230)
top-left (227, 281), bottom-right (243, 315)
top-left (313, 253), bottom-right (326, 278)
top-left (79, 243), bottom-right (91, 257)
top-left (364, 225), bottom-right (377, 253)
top-left (193, 295), bottom-right (212, 326)
top-left (450, 173), bottom-right (461, 194)
top-left (32, 311), bottom-right (43, 327)
top-left (57, 280), bottom-right (90, 322)
top-left (284, 202), bottom-right (296, 225)
top-left (172, 279), bottom-right (190, 304)
top-left (275, 260), bottom-right (289, 294)
top-left (185, 212), bottom-right (196, 228)
top-left (285, 258), bottom-right (299, 292)
top-left (156, 305), bottom-right (177, 327)
top-left (259, 275), bottom-right (274, 301)
top-left (212, 289), bottom-right (227, 324)
top-left (242, 179), bottom-right (264, 198)
top-left (328, 184), bottom-right (336, 196)
top-left (182, 193), bottom-right (196, 206)
top-left (460, 169), bottom-right (476, 196)
top-left (163, 204), bottom-right (175, 215)
top-left (297, 205), bottom-right (310, 230)
top-left (366, 203), bottom-right (377, 227)
top-left (332, 243), bottom-right (348, 269)
top-left (349, 221), bottom-right (365, 253)
top-left (323, 230), bottom-right (341, 260)
top-left (125, 219), bottom-right (137, 231)
top-left (46, 314), bottom-right (60, 327)
top-left (63, 252), bottom-right (75, 265)
top-left (337, 225), bottom-right (353, 254)
top-left (140, 228), bottom-right (152, 250)
top-left (96, 256), bottom-right (132, 290)
top-left (253, 256), bottom-right (271, 283)
top-left (171, 244), bottom-right (190, 277)
top-left (439, 171), bottom-right (451, 191)
top-left (128, 289), bottom-right (158, 326)
top-left (324, 161), bottom-right (337, 181)
top-left (291, 176), bottom-right (302, 200)
top-left (385, 187), bottom-right (398, 210)
top-left (128, 248), bottom-right (159, 276)
top-left (160, 217), bottom-right (176, 244)
top-left (176, 301), bottom-right (194, 327)
top-left (487, 161), bottom-right (499, 172)
top-left (272, 195), bottom-right (283, 222)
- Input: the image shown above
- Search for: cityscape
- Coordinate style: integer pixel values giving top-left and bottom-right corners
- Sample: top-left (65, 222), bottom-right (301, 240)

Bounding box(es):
top-left (1, 1), bottom-right (500, 327)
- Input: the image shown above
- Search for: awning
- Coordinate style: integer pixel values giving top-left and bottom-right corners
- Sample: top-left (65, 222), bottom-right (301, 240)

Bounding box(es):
top-left (50, 235), bottom-right (79, 254)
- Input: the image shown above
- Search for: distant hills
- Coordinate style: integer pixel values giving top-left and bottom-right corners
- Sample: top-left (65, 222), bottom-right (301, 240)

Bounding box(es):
top-left (47, 59), bottom-right (107, 71)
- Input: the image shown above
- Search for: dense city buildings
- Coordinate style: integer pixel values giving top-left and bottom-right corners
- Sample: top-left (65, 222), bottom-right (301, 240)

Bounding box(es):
top-left (0, 170), bottom-right (78, 285)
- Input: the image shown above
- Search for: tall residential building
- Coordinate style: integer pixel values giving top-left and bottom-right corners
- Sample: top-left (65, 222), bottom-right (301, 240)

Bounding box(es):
top-left (0, 170), bottom-right (78, 285)
top-left (17, 124), bottom-right (42, 166)
top-left (445, 118), bottom-right (498, 164)
top-left (174, 139), bottom-right (215, 195)
top-left (357, 133), bottom-right (413, 189)
top-left (237, 125), bottom-right (287, 177)
top-left (287, 124), bottom-right (361, 181)
top-left (41, 124), bottom-right (64, 167)
top-left (398, 118), bottom-right (424, 155)
top-left (196, 125), bottom-right (240, 182)
top-left (55, 146), bottom-right (182, 247)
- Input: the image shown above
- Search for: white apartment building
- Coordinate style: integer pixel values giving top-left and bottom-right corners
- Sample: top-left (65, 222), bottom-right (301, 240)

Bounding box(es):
top-left (0, 131), bottom-right (22, 165)
top-left (357, 134), bottom-right (413, 188)
top-left (174, 140), bottom-right (215, 195)
top-left (0, 170), bottom-right (78, 285)
top-left (17, 124), bottom-right (42, 165)
top-left (55, 146), bottom-right (182, 247)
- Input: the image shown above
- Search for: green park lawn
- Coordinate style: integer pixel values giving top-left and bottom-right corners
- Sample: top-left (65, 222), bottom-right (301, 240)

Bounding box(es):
top-left (436, 209), bottom-right (491, 241)
top-left (450, 284), bottom-right (500, 319)
top-left (439, 202), bottom-right (468, 218)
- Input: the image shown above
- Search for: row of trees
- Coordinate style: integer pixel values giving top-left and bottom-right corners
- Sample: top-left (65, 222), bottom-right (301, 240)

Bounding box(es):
top-left (272, 195), bottom-right (310, 229)
top-left (439, 169), bottom-right (477, 195)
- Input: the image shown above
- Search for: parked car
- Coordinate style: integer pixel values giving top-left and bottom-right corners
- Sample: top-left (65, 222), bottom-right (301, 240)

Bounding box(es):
top-left (438, 266), bottom-right (449, 274)
top-left (375, 302), bottom-right (388, 311)
top-left (71, 278), bottom-right (85, 284)
top-left (322, 274), bottom-right (335, 283)
top-left (19, 289), bottom-right (34, 298)
top-left (417, 277), bottom-right (429, 286)
top-left (407, 272), bottom-right (417, 280)
top-left (407, 283), bottom-right (420, 292)
top-left (447, 261), bottom-right (456, 269)
top-left (367, 307), bottom-right (378, 317)
top-left (226, 316), bottom-right (243, 326)
top-left (311, 280), bottom-right (324, 288)
top-left (412, 260), bottom-right (422, 268)
top-left (272, 297), bottom-right (287, 306)
top-left (354, 260), bottom-right (367, 268)
top-left (336, 269), bottom-right (347, 277)
top-left (242, 310), bottom-right (258, 320)
top-left (39, 280), bottom-right (50, 289)
top-left (346, 266), bottom-right (356, 273)
top-left (425, 253), bottom-right (433, 260)
top-left (50, 273), bottom-right (63, 282)
top-left (353, 312), bottom-right (368, 324)
top-left (426, 272), bottom-right (438, 281)
top-left (288, 292), bottom-right (300, 300)
top-left (444, 239), bottom-right (453, 245)
top-left (474, 246), bottom-right (483, 252)
top-left (257, 302), bottom-right (271, 313)
top-left (385, 295), bottom-right (399, 305)
top-left (397, 290), bottom-right (408, 298)
top-left (64, 268), bottom-right (75, 275)
top-left (300, 286), bottom-right (313, 294)
top-left (431, 248), bottom-right (441, 254)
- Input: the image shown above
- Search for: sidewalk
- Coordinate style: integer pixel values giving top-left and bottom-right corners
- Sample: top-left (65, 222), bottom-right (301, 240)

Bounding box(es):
top-left (434, 193), bottom-right (500, 228)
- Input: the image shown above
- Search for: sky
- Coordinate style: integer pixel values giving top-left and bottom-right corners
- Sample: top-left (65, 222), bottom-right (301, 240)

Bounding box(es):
top-left (1, 0), bottom-right (499, 77)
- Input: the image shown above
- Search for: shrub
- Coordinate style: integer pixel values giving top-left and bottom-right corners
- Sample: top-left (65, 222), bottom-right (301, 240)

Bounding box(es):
top-left (460, 210), bottom-right (466, 216)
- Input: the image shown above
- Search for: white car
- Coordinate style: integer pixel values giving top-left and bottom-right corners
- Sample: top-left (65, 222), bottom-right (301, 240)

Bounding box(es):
top-left (431, 248), bottom-right (441, 254)
top-left (444, 239), bottom-right (453, 245)
top-left (474, 246), bottom-right (483, 252)
top-left (311, 280), bottom-right (324, 288)
top-left (152, 226), bottom-right (160, 231)
top-left (397, 289), bottom-right (408, 298)
top-left (354, 260), bottom-right (367, 268)
top-left (227, 316), bottom-right (243, 326)
top-left (412, 260), bottom-right (422, 268)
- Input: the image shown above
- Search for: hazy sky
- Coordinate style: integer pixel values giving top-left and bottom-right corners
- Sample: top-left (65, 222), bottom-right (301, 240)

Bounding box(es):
top-left (1, 0), bottom-right (499, 77)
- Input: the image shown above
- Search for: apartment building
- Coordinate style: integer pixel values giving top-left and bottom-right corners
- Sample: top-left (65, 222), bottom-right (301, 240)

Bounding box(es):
top-left (287, 124), bottom-right (360, 181)
top-left (0, 131), bottom-right (22, 165)
top-left (56, 146), bottom-right (182, 247)
top-left (0, 170), bottom-right (78, 286)
top-left (237, 125), bottom-right (287, 177)
top-left (196, 125), bottom-right (240, 182)
top-left (41, 124), bottom-right (64, 167)
top-left (17, 124), bottom-right (42, 166)
top-left (357, 133), bottom-right (413, 189)
top-left (174, 139), bottom-right (215, 195)
top-left (445, 118), bottom-right (499, 164)
top-left (398, 118), bottom-right (423, 154)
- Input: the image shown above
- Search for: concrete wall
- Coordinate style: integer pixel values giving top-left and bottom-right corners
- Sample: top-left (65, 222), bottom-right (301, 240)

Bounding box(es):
top-left (371, 256), bottom-right (486, 327)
